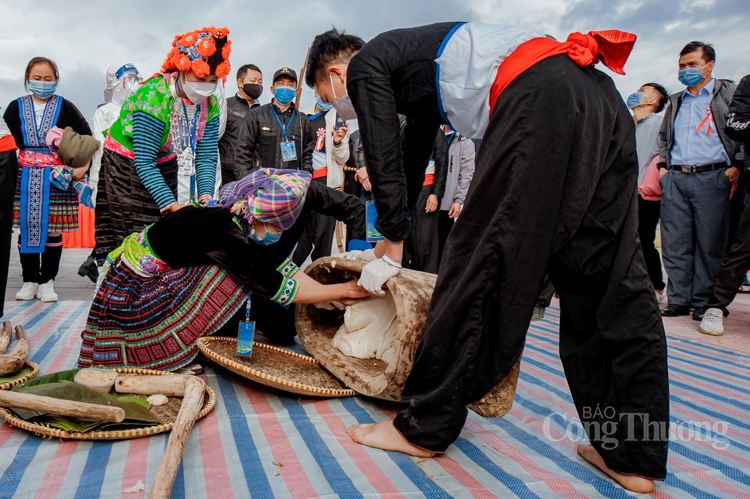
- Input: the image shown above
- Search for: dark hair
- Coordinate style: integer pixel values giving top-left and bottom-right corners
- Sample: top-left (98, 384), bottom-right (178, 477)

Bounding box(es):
top-left (642, 82), bottom-right (669, 113)
top-left (305, 27), bottom-right (365, 88)
top-left (236, 64), bottom-right (262, 81)
top-left (24, 57), bottom-right (59, 91)
top-left (680, 41), bottom-right (716, 63)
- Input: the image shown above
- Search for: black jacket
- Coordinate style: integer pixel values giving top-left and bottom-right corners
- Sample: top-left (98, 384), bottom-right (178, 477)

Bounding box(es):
top-left (147, 182), bottom-right (365, 299)
top-left (657, 79), bottom-right (741, 169)
top-left (347, 22), bottom-right (457, 240)
top-left (235, 102), bottom-right (314, 175)
top-left (726, 74), bottom-right (750, 169)
top-left (219, 94), bottom-right (260, 183)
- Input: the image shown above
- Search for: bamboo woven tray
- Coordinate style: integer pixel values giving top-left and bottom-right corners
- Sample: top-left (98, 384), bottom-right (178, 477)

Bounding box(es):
top-left (197, 337), bottom-right (356, 398)
top-left (0, 368), bottom-right (215, 440)
top-left (0, 361), bottom-right (39, 390)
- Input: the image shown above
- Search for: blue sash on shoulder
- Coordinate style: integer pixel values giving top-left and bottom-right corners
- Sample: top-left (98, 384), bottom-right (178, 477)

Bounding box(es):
top-left (17, 95), bottom-right (63, 253)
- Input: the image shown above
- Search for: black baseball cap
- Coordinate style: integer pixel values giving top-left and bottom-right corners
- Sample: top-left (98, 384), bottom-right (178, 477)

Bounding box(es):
top-left (273, 67), bottom-right (298, 84)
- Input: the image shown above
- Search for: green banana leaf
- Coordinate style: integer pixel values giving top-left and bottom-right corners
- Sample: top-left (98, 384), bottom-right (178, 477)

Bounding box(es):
top-left (109, 392), bottom-right (151, 410)
top-left (10, 380), bottom-right (162, 433)
top-left (12, 369), bottom-right (79, 390)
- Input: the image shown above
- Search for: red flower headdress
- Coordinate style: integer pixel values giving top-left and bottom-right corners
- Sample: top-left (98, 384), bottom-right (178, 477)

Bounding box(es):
top-left (161, 26), bottom-right (231, 79)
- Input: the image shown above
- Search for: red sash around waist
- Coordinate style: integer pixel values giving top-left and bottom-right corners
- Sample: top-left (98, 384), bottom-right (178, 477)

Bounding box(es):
top-left (312, 167), bottom-right (328, 179)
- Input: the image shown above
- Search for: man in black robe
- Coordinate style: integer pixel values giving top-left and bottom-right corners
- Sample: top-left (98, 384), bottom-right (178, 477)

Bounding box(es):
top-left (305, 23), bottom-right (669, 494)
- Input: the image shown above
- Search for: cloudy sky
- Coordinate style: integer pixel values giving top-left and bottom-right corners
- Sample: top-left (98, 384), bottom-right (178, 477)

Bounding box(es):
top-left (1, 0), bottom-right (747, 122)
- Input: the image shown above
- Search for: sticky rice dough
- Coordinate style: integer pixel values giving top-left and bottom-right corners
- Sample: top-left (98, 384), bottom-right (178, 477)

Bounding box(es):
top-left (331, 295), bottom-right (398, 364)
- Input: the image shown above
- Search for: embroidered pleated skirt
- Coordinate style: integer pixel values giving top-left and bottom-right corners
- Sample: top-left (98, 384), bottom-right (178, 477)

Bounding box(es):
top-left (78, 232), bottom-right (246, 371)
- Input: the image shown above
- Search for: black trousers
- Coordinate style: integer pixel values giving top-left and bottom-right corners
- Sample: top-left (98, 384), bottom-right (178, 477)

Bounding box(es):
top-left (706, 183), bottom-right (750, 314)
top-left (393, 55), bottom-right (669, 479)
top-left (403, 186), bottom-right (440, 274)
top-left (637, 195), bottom-right (665, 291)
top-left (536, 275), bottom-right (555, 308)
top-left (292, 207), bottom-right (337, 266)
top-left (0, 150), bottom-right (17, 317)
top-left (437, 210), bottom-right (454, 266)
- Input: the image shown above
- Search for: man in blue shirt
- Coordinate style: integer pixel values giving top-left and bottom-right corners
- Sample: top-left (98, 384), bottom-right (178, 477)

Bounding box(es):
top-left (657, 41), bottom-right (741, 319)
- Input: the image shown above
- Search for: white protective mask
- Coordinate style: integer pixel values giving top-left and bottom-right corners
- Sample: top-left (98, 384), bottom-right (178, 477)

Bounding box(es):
top-left (181, 75), bottom-right (216, 105)
top-left (329, 74), bottom-right (357, 121)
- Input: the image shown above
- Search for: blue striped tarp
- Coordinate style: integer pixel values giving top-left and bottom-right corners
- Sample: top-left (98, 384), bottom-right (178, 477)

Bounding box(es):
top-left (0, 300), bottom-right (748, 498)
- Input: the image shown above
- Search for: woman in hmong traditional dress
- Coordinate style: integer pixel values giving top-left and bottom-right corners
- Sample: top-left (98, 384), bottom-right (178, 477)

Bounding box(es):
top-left (95, 26), bottom-right (231, 257)
top-left (3, 57), bottom-right (92, 303)
top-left (78, 168), bottom-right (369, 371)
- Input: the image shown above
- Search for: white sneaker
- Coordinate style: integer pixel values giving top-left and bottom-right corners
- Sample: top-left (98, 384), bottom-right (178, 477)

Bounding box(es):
top-left (698, 308), bottom-right (724, 336)
top-left (15, 282), bottom-right (39, 301)
top-left (37, 281), bottom-right (58, 302)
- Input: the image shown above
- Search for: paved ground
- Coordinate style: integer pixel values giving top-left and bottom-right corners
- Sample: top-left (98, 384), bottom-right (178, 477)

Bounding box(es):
top-left (4, 232), bottom-right (750, 353)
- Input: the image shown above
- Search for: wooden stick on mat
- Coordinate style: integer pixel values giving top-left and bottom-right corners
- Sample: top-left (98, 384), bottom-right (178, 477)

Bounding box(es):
top-left (148, 377), bottom-right (205, 499)
top-left (0, 390), bottom-right (125, 422)
top-left (115, 375), bottom-right (188, 397)
top-left (0, 321), bottom-right (12, 355)
top-left (0, 325), bottom-right (29, 375)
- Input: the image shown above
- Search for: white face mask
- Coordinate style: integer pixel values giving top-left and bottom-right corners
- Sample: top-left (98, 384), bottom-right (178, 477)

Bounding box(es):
top-left (181, 75), bottom-right (216, 104)
top-left (329, 74), bottom-right (357, 121)
top-left (125, 80), bottom-right (140, 95)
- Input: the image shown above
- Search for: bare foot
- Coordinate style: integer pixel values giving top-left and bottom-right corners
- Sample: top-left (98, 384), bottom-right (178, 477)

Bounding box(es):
top-left (347, 421), bottom-right (435, 458)
top-left (577, 444), bottom-right (655, 493)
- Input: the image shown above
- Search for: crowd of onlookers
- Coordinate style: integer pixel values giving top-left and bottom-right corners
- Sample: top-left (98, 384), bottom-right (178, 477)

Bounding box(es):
top-left (630, 41), bottom-right (750, 337)
top-left (1, 36), bottom-right (748, 340)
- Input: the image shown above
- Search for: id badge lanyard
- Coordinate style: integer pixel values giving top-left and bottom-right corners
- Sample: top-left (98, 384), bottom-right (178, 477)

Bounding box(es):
top-left (272, 107), bottom-right (297, 162)
top-left (236, 292), bottom-right (255, 357)
top-left (177, 78), bottom-right (200, 201)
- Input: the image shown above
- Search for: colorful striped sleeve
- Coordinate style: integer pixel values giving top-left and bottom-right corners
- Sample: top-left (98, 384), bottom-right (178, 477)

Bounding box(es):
top-left (276, 258), bottom-right (299, 278)
top-left (270, 277), bottom-right (299, 306)
top-left (195, 116), bottom-right (219, 199)
top-left (132, 111), bottom-right (176, 209)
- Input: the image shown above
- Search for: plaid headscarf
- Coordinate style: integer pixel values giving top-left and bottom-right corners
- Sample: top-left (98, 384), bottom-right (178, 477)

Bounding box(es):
top-left (219, 169), bottom-right (311, 230)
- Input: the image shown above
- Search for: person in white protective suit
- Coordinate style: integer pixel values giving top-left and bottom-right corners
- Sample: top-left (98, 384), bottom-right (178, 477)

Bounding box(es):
top-left (77, 62), bottom-right (141, 282)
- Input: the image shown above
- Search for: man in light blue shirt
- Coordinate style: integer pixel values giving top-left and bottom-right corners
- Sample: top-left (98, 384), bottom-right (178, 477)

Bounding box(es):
top-left (657, 41), bottom-right (741, 319)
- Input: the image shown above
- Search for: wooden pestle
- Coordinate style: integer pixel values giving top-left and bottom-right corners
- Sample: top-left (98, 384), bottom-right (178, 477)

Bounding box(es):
top-left (148, 376), bottom-right (205, 499)
top-left (114, 375), bottom-right (189, 397)
top-left (0, 390), bottom-right (126, 422)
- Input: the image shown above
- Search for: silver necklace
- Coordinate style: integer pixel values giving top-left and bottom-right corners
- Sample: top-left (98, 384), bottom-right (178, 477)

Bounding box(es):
top-left (170, 101), bottom-right (197, 177)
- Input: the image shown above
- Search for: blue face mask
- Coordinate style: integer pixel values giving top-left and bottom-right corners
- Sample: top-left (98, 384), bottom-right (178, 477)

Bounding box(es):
top-left (317, 96), bottom-right (333, 112)
top-left (273, 86), bottom-right (296, 106)
top-left (249, 223), bottom-right (282, 245)
top-left (28, 80), bottom-right (57, 99)
top-left (678, 64), bottom-right (708, 87)
top-left (627, 92), bottom-right (644, 109)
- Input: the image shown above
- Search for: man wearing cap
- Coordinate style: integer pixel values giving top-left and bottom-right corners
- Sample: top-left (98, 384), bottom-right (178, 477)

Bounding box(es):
top-left (235, 67), bottom-right (313, 174)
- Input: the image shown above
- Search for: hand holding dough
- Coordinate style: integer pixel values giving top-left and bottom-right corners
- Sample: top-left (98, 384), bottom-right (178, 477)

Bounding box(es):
top-left (331, 295), bottom-right (398, 363)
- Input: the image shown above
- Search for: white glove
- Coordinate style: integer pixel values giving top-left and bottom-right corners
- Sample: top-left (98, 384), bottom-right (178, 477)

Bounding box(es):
top-left (358, 255), bottom-right (401, 296)
top-left (339, 248), bottom-right (377, 262)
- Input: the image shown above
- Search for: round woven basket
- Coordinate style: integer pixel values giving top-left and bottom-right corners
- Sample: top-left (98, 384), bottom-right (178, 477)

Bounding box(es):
top-left (296, 257), bottom-right (521, 418)
top-left (0, 361), bottom-right (40, 391)
top-left (197, 337), bottom-right (356, 398)
top-left (0, 368), bottom-right (215, 440)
